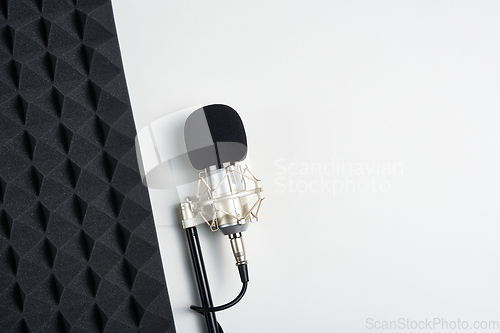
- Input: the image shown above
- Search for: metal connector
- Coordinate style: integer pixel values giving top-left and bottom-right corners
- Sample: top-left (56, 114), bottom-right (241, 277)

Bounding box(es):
top-left (229, 232), bottom-right (247, 266)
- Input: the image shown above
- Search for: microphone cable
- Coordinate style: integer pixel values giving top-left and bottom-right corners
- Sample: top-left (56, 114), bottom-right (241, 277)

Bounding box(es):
top-left (191, 264), bottom-right (249, 313)
top-left (185, 227), bottom-right (250, 333)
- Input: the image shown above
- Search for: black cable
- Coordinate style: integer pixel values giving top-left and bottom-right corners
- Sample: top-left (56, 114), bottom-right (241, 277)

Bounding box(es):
top-left (191, 282), bottom-right (248, 313)
top-left (185, 227), bottom-right (250, 331)
top-left (191, 264), bottom-right (249, 313)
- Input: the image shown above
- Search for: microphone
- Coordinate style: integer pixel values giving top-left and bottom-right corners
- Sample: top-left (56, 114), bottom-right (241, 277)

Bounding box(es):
top-left (181, 104), bottom-right (264, 265)
top-left (137, 104), bottom-right (263, 332)
top-left (178, 104), bottom-right (263, 332)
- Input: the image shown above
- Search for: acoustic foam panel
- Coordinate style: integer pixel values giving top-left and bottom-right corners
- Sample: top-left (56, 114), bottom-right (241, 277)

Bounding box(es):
top-left (0, 0), bottom-right (175, 332)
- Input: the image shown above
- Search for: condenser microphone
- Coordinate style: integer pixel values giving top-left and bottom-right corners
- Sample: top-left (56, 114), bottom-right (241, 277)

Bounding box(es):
top-left (183, 104), bottom-right (259, 266)
top-left (180, 104), bottom-right (263, 332)
top-left (183, 104), bottom-right (263, 240)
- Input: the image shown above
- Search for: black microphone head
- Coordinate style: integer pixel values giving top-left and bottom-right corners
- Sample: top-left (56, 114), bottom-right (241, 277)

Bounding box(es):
top-left (184, 104), bottom-right (248, 170)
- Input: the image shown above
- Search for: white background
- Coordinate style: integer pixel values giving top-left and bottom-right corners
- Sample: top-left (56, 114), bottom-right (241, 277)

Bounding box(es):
top-left (112, 1), bottom-right (500, 332)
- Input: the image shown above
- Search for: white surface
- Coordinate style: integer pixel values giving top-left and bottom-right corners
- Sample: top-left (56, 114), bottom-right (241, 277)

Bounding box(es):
top-left (113, 1), bottom-right (500, 332)
top-left (135, 105), bottom-right (201, 189)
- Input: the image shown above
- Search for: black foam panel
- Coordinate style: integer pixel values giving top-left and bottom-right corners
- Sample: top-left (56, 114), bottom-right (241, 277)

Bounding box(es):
top-left (0, 1), bottom-right (175, 332)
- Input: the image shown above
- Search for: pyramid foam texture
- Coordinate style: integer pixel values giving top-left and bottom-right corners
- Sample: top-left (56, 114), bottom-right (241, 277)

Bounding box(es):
top-left (0, 1), bottom-right (175, 332)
